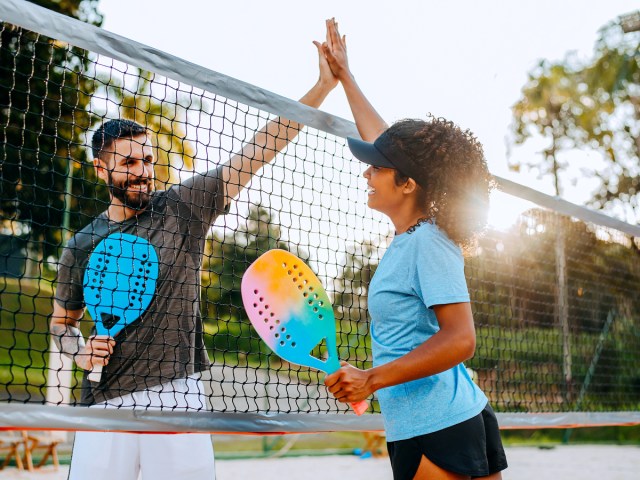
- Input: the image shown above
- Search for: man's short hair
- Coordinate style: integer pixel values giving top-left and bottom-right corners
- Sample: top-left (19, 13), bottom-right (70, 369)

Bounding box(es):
top-left (92, 119), bottom-right (147, 160)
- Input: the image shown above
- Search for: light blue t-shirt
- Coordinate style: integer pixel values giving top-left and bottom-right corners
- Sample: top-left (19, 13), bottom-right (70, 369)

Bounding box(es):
top-left (369, 222), bottom-right (487, 442)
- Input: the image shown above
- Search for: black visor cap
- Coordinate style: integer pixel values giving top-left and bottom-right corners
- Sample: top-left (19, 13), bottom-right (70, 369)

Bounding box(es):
top-left (347, 136), bottom-right (396, 169)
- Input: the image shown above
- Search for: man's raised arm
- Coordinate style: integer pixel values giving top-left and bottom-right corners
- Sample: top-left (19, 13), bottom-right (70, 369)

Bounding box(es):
top-left (221, 41), bottom-right (338, 203)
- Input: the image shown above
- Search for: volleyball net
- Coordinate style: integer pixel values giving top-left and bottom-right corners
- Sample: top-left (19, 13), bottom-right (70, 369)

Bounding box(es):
top-left (1, 0), bottom-right (639, 433)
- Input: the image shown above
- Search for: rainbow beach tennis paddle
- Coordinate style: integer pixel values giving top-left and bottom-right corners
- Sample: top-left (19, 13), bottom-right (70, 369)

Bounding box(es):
top-left (82, 233), bottom-right (159, 382)
top-left (241, 249), bottom-right (368, 415)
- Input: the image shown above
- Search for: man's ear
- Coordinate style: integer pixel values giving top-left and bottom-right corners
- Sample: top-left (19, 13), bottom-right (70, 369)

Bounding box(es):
top-left (93, 157), bottom-right (109, 183)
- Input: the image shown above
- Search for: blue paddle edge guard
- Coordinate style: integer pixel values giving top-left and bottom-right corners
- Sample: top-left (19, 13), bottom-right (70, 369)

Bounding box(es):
top-left (82, 233), bottom-right (159, 381)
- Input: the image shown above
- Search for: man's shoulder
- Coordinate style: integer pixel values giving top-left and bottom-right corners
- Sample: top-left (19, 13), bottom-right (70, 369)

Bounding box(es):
top-left (169, 168), bottom-right (224, 198)
top-left (65, 215), bottom-right (109, 253)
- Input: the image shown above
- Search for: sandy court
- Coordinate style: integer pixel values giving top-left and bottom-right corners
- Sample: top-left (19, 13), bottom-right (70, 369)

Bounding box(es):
top-left (0, 445), bottom-right (638, 479)
top-left (214, 445), bottom-right (640, 480)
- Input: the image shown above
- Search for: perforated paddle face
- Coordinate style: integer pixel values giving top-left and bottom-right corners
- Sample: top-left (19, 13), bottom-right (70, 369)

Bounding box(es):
top-left (83, 233), bottom-right (159, 337)
top-left (241, 249), bottom-right (340, 374)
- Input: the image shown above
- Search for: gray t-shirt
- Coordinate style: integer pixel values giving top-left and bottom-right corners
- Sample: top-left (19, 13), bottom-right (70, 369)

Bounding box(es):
top-left (55, 168), bottom-right (227, 405)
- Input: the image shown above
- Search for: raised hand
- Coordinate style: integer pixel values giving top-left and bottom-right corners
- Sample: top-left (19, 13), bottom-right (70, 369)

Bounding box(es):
top-left (323, 18), bottom-right (350, 82)
top-left (313, 38), bottom-right (338, 91)
top-left (316, 17), bottom-right (388, 141)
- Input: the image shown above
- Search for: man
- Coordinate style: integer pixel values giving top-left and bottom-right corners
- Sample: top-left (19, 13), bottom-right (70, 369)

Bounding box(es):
top-left (50, 44), bottom-right (337, 479)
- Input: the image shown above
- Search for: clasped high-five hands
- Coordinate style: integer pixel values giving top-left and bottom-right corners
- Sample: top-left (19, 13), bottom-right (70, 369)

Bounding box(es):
top-left (314, 18), bottom-right (351, 84)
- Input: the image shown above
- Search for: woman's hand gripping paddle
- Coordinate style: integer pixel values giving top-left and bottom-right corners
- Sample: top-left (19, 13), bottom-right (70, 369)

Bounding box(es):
top-left (82, 233), bottom-right (159, 382)
top-left (241, 249), bottom-right (368, 415)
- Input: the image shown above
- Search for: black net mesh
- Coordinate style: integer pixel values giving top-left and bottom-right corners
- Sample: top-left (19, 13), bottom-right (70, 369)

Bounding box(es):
top-left (467, 209), bottom-right (640, 413)
top-left (1, 20), bottom-right (639, 425)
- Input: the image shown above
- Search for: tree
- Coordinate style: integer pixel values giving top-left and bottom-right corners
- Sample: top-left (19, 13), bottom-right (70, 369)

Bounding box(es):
top-left (583, 20), bottom-right (640, 218)
top-left (96, 70), bottom-right (198, 189)
top-left (510, 61), bottom-right (582, 197)
top-left (201, 206), bottom-right (304, 365)
top-left (333, 240), bottom-right (380, 323)
top-left (509, 15), bottom-right (639, 405)
top-left (333, 239), bottom-right (383, 367)
top-left (467, 209), bottom-right (640, 409)
top-left (510, 13), bottom-right (640, 220)
top-left (1, 2), bottom-right (203, 277)
top-left (0, 0), bottom-right (103, 271)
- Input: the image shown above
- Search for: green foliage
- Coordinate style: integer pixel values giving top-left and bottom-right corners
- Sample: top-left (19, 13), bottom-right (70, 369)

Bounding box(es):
top-left (0, 1), bottom-right (105, 258)
top-left (1, 2), bottom-right (201, 266)
top-left (501, 425), bottom-right (640, 445)
top-left (28, 0), bottom-right (103, 24)
top-left (202, 206), bottom-right (307, 366)
top-left (333, 239), bottom-right (383, 370)
top-left (333, 240), bottom-right (379, 322)
top-left (0, 277), bottom-right (88, 403)
top-left (2, 200), bottom-right (639, 413)
top-left (510, 61), bottom-right (582, 196)
top-left (469, 209), bottom-right (640, 330)
top-left (0, 278), bottom-right (52, 401)
top-left (510, 16), bottom-right (640, 217)
top-left (467, 208), bottom-right (640, 411)
top-left (95, 70), bottom-right (199, 189)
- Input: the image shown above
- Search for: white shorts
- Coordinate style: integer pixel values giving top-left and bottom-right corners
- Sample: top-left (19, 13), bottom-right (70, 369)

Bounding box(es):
top-left (69, 376), bottom-right (215, 480)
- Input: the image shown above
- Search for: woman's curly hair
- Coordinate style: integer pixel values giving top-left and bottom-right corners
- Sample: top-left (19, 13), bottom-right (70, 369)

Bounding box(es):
top-left (389, 116), bottom-right (493, 254)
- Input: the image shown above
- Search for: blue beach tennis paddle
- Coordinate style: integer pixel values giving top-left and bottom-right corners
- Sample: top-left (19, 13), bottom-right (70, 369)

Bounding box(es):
top-left (82, 233), bottom-right (159, 382)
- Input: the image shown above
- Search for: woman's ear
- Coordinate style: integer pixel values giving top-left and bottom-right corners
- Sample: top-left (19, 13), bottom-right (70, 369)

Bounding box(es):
top-left (403, 177), bottom-right (418, 195)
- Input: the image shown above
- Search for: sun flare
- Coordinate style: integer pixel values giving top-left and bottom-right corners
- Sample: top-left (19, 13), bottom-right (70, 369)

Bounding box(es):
top-left (487, 191), bottom-right (531, 231)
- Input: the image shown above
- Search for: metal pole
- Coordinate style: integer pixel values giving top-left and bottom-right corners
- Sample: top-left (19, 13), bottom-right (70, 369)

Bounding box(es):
top-left (555, 222), bottom-right (572, 406)
top-left (563, 310), bottom-right (616, 443)
top-left (45, 160), bottom-right (75, 406)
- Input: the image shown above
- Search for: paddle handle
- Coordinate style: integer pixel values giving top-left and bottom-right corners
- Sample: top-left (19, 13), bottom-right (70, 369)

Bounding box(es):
top-left (350, 400), bottom-right (369, 416)
top-left (324, 360), bottom-right (368, 415)
top-left (87, 364), bottom-right (102, 383)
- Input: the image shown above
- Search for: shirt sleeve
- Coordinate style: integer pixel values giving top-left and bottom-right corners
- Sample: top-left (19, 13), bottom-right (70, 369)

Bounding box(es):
top-left (54, 245), bottom-right (86, 311)
top-left (412, 229), bottom-right (470, 309)
top-left (168, 166), bottom-right (230, 227)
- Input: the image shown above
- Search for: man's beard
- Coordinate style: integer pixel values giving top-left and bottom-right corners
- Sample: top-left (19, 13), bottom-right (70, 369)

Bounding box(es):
top-left (108, 173), bottom-right (153, 210)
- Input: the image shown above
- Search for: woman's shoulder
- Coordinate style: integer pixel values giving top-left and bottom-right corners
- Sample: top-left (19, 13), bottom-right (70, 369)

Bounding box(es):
top-left (411, 222), bottom-right (462, 255)
top-left (411, 221), bottom-right (445, 241)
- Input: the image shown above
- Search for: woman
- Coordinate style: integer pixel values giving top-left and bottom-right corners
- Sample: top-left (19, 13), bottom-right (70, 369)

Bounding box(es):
top-left (321, 19), bottom-right (508, 480)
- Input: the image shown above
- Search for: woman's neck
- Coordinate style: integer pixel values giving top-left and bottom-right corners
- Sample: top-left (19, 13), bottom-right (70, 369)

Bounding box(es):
top-left (391, 210), bottom-right (431, 235)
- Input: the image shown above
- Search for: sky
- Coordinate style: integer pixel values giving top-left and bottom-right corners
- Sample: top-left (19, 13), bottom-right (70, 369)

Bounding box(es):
top-left (96, 0), bottom-right (639, 226)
